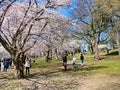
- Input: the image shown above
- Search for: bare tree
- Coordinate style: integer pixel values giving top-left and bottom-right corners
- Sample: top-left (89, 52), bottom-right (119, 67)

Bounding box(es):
top-left (69, 0), bottom-right (112, 59)
top-left (94, 0), bottom-right (120, 55)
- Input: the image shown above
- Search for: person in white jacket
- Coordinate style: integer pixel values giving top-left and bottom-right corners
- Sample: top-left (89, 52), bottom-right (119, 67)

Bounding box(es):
top-left (1, 57), bottom-right (5, 72)
top-left (72, 56), bottom-right (77, 68)
top-left (25, 56), bottom-right (30, 75)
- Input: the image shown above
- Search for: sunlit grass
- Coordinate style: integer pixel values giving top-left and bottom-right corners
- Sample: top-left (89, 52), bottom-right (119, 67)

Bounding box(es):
top-left (31, 56), bottom-right (61, 68)
top-left (30, 49), bottom-right (120, 77)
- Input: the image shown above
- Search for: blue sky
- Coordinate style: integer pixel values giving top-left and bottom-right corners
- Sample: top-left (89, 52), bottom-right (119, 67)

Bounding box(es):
top-left (58, 0), bottom-right (76, 17)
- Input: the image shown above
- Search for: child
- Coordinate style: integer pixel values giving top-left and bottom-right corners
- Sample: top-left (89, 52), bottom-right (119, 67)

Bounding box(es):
top-left (72, 56), bottom-right (77, 68)
top-left (95, 57), bottom-right (99, 61)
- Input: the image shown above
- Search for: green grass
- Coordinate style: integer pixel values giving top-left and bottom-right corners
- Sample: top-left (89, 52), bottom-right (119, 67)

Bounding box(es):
top-left (30, 49), bottom-right (120, 76)
top-left (31, 56), bottom-right (61, 68)
top-left (81, 50), bottom-right (120, 75)
top-left (90, 56), bottom-right (120, 74)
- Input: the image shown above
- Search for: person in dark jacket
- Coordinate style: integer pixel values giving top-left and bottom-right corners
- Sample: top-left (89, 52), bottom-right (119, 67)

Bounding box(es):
top-left (3, 58), bottom-right (9, 72)
top-left (80, 54), bottom-right (84, 66)
top-left (62, 51), bottom-right (68, 71)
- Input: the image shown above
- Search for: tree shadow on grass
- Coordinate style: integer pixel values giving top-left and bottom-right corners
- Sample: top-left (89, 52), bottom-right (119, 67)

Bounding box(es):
top-left (79, 65), bottom-right (108, 71)
top-left (55, 65), bottom-right (108, 76)
top-left (26, 63), bottom-right (80, 79)
top-left (26, 69), bottom-right (62, 79)
top-left (107, 51), bottom-right (119, 56)
top-left (25, 64), bottom-right (108, 80)
top-left (65, 65), bottom-right (108, 72)
top-left (99, 57), bottom-right (105, 60)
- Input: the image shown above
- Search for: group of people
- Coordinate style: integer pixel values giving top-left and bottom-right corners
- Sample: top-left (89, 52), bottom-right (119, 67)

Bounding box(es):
top-left (0, 57), bottom-right (12, 72)
top-left (72, 54), bottom-right (84, 68)
top-left (62, 51), bottom-right (84, 70)
top-left (0, 55), bottom-right (31, 75)
top-left (1, 51), bottom-right (84, 73)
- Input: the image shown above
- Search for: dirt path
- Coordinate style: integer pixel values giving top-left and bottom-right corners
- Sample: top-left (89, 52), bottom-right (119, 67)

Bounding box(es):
top-left (1, 69), bottom-right (120, 90)
top-left (78, 74), bottom-right (120, 90)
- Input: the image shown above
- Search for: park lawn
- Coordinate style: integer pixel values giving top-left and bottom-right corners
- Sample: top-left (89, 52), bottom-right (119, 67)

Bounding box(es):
top-left (0, 49), bottom-right (120, 90)
top-left (2, 49), bottom-right (119, 78)
top-left (31, 56), bottom-right (62, 68)
top-left (30, 49), bottom-right (120, 77)
top-left (86, 49), bottom-right (120, 75)
top-left (90, 55), bottom-right (120, 75)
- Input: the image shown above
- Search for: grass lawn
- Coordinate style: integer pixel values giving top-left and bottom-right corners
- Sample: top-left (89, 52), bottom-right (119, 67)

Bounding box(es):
top-left (0, 49), bottom-right (120, 90)
top-left (30, 49), bottom-right (120, 76)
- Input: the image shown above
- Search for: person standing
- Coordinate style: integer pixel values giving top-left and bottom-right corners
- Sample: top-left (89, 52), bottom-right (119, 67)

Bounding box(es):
top-left (62, 51), bottom-right (68, 71)
top-left (25, 56), bottom-right (30, 75)
top-left (1, 58), bottom-right (4, 72)
top-left (0, 59), bottom-right (1, 72)
top-left (80, 54), bottom-right (84, 66)
top-left (3, 59), bottom-right (9, 72)
top-left (1, 57), bottom-right (6, 72)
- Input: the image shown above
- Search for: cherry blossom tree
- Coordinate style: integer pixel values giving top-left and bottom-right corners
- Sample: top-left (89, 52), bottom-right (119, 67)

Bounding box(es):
top-left (0, 0), bottom-right (71, 78)
top-left (28, 11), bottom-right (70, 61)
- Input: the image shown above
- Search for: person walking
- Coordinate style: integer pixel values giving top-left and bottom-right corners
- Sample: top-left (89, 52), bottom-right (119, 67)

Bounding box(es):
top-left (25, 56), bottom-right (31, 75)
top-left (80, 54), bottom-right (84, 66)
top-left (62, 51), bottom-right (68, 71)
top-left (72, 55), bottom-right (77, 68)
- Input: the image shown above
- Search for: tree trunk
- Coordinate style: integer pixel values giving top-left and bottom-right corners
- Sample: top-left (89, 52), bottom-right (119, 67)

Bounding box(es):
top-left (91, 45), bottom-right (94, 54)
top-left (117, 31), bottom-right (120, 56)
top-left (49, 49), bottom-right (52, 59)
top-left (11, 53), bottom-right (25, 79)
top-left (55, 49), bottom-right (60, 60)
top-left (88, 44), bottom-right (94, 54)
top-left (45, 50), bottom-right (50, 62)
top-left (45, 48), bottom-right (53, 61)
top-left (94, 41), bottom-right (99, 60)
top-left (111, 44), bottom-right (114, 50)
top-left (118, 43), bottom-right (120, 56)
top-left (55, 53), bottom-right (59, 60)
top-left (14, 65), bottom-right (24, 79)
